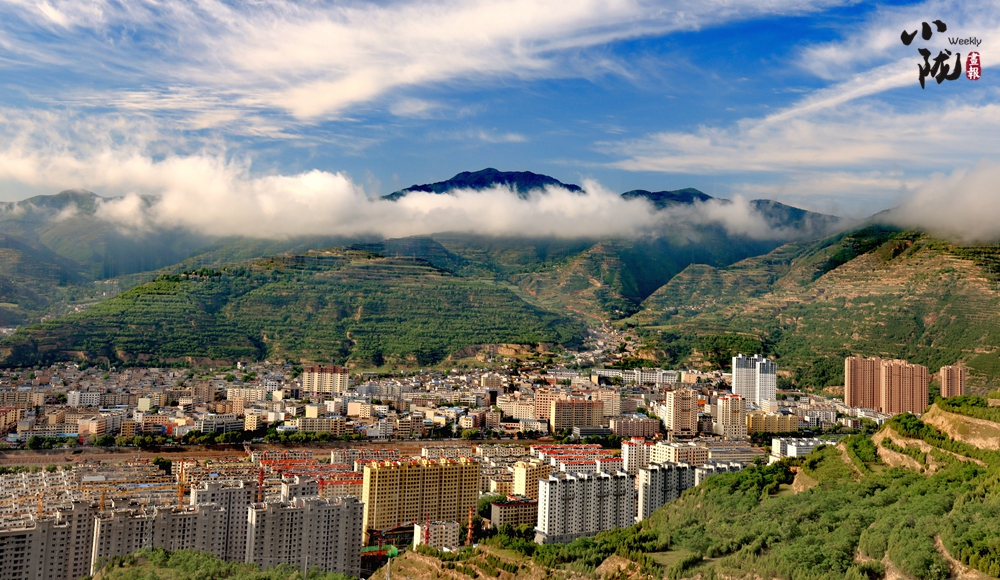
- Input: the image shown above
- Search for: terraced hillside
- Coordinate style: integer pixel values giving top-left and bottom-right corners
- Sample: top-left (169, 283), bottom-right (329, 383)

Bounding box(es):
top-left (633, 226), bottom-right (1000, 391)
top-left (395, 407), bottom-right (1000, 580)
top-left (0, 250), bottom-right (583, 367)
top-left (426, 228), bottom-right (787, 321)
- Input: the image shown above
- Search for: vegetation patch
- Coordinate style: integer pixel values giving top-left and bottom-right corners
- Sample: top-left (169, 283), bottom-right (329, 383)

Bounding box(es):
top-left (91, 547), bottom-right (355, 580)
top-left (0, 252), bottom-right (584, 367)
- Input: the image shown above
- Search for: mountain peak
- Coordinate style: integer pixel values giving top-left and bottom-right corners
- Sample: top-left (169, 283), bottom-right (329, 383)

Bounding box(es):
top-left (384, 168), bottom-right (583, 200)
top-left (621, 188), bottom-right (714, 208)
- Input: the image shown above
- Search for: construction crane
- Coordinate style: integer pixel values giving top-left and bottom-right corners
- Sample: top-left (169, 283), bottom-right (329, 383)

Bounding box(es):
top-left (466, 506), bottom-right (474, 546)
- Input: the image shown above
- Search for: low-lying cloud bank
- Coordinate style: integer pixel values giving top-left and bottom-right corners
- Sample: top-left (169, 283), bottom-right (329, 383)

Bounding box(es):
top-left (887, 161), bottom-right (1000, 243)
top-left (91, 160), bottom-right (821, 240)
top-left (0, 131), bottom-right (836, 241)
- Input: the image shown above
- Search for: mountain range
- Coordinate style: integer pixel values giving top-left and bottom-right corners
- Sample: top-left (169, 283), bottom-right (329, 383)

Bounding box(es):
top-left (5, 167), bottom-right (996, 389)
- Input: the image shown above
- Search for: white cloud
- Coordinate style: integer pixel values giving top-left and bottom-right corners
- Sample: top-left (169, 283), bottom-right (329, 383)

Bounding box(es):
top-left (602, 0), bottom-right (1000, 214)
top-left (389, 98), bottom-right (439, 118)
top-left (474, 130), bottom-right (526, 143)
top-left (890, 160), bottom-right (1000, 242)
top-left (0, 0), bottom-right (850, 123)
top-left (611, 101), bottom-right (1000, 176)
top-left (799, 0), bottom-right (1000, 81)
top-left (0, 107), bottom-right (833, 241)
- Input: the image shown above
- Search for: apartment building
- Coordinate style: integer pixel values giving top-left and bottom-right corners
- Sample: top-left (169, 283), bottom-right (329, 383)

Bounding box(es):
top-left (694, 462), bottom-right (743, 486)
top-left (609, 415), bottom-right (660, 438)
top-left (477, 444), bottom-right (529, 460)
top-left (549, 399), bottom-right (603, 433)
top-left (939, 365), bottom-right (966, 398)
top-left (845, 356), bottom-right (882, 409)
top-left (770, 438), bottom-right (826, 461)
top-left (0, 502), bottom-right (99, 580)
top-left (659, 388), bottom-right (698, 435)
top-left (490, 496), bottom-right (538, 528)
top-left (413, 520), bottom-right (460, 550)
top-left (92, 504), bottom-right (229, 567)
top-left (746, 412), bottom-right (799, 434)
top-left (534, 388), bottom-right (568, 421)
top-left (301, 365), bottom-right (351, 395)
top-left (636, 462), bottom-right (694, 521)
top-left (622, 438), bottom-right (655, 473)
top-left (361, 457), bottom-right (480, 543)
top-left (881, 360), bottom-right (929, 415)
top-left (226, 388), bottom-right (267, 402)
top-left (713, 395), bottom-right (748, 439)
top-left (289, 416), bottom-right (348, 436)
top-left (844, 357), bottom-right (929, 415)
top-left (590, 368), bottom-right (678, 385)
top-left (67, 391), bottom-right (101, 407)
top-left (194, 414), bottom-right (243, 434)
top-left (189, 480), bottom-right (257, 562)
top-left (731, 354), bottom-right (777, 405)
top-left (246, 496), bottom-right (363, 577)
top-left (535, 470), bottom-right (635, 544)
top-left (595, 389), bottom-right (622, 416)
top-left (512, 459), bottom-right (554, 500)
top-left (651, 442), bottom-right (710, 466)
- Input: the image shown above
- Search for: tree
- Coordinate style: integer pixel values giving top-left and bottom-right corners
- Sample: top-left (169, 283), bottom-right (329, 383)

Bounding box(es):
top-left (461, 429), bottom-right (481, 440)
top-left (152, 456), bottom-right (172, 474)
top-left (478, 494), bottom-right (504, 518)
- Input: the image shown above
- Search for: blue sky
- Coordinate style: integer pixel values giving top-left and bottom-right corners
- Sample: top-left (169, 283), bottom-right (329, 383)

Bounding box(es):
top-left (0, 0), bottom-right (997, 238)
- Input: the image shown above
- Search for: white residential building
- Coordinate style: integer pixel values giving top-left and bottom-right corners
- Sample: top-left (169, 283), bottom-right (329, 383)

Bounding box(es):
top-left (535, 470), bottom-right (635, 544)
top-left (622, 438), bottom-right (655, 474)
top-left (67, 391), bottom-right (101, 407)
top-left (636, 462), bottom-right (694, 521)
top-left (246, 496), bottom-right (363, 577)
top-left (413, 520), bottom-right (461, 551)
top-left (731, 354), bottom-right (777, 405)
top-left (770, 437), bottom-right (826, 461)
top-left (189, 480), bottom-right (257, 562)
top-left (694, 462), bottom-right (743, 486)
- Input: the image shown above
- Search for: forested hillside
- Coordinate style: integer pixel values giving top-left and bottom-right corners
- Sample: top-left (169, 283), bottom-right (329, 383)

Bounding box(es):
top-left (394, 402), bottom-right (1000, 580)
top-left (0, 250), bottom-right (583, 367)
top-left (632, 226), bottom-right (1000, 392)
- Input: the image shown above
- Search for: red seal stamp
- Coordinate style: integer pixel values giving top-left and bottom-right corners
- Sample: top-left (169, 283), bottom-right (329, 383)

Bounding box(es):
top-left (967, 52), bottom-right (981, 80)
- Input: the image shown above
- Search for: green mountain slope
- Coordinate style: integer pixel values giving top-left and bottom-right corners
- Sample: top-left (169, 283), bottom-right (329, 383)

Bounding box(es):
top-left (0, 190), bottom-right (211, 278)
top-left (0, 249), bottom-right (583, 367)
top-left (0, 173), bottom-right (847, 325)
top-left (633, 226), bottom-right (1000, 391)
top-left (0, 234), bottom-right (98, 325)
top-left (505, 232), bottom-right (783, 320)
top-left (403, 410), bottom-right (1000, 580)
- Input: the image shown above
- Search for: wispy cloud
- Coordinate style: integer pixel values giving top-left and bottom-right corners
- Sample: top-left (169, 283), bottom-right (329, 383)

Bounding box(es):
top-left (474, 130), bottom-right (527, 143)
top-left (605, 0), bottom-right (1000, 212)
top-left (0, 0), bottom-right (850, 124)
